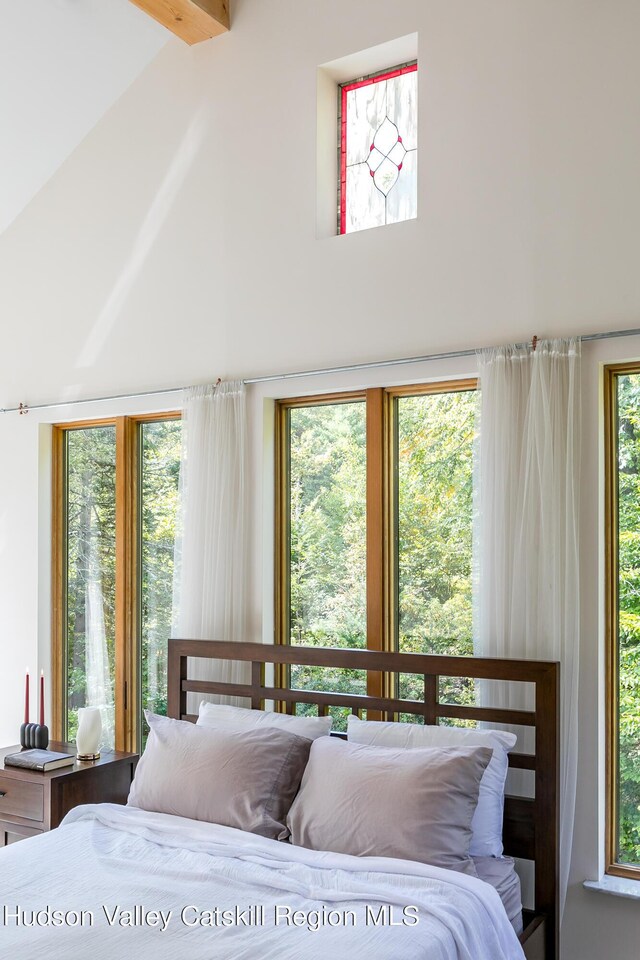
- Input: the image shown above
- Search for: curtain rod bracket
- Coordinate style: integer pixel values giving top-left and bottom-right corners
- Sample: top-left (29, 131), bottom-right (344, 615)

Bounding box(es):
top-left (18, 402), bottom-right (29, 416)
top-left (531, 335), bottom-right (538, 353)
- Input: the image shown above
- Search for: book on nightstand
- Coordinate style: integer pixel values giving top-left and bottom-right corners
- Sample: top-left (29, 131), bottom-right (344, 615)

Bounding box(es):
top-left (4, 749), bottom-right (75, 772)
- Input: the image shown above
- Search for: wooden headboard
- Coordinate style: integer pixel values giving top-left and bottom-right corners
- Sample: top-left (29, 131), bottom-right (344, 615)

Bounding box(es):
top-left (168, 639), bottom-right (559, 960)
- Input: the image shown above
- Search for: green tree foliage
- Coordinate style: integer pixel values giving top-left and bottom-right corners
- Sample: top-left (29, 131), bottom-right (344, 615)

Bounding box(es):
top-left (66, 426), bottom-right (117, 740)
top-left (289, 403), bottom-right (368, 722)
top-left (65, 421), bottom-right (181, 743)
top-left (140, 420), bottom-right (182, 725)
top-left (397, 392), bottom-right (475, 713)
top-left (287, 392), bottom-right (476, 728)
top-left (617, 374), bottom-right (640, 864)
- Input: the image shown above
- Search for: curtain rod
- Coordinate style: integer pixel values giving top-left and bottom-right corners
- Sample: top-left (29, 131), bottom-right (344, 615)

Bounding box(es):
top-left (3, 326), bottom-right (640, 415)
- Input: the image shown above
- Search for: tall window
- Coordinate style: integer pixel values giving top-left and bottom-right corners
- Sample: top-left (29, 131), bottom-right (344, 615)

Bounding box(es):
top-left (606, 365), bottom-right (640, 877)
top-left (276, 382), bottom-right (476, 728)
top-left (395, 390), bottom-right (476, 708)
top-left (53, 415), bottom-right (181, 752)
top-left (283, 398), bottom-right (368, 705)
top-left (339, 62), bottom-right (417, 235)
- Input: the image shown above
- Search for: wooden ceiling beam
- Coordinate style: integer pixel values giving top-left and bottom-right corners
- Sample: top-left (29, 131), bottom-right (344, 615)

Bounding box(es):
top-left (129, 0), bottom-right (229, 46)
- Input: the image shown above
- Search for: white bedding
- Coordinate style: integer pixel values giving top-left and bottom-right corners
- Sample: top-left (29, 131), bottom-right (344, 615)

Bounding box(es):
top-left (473, 856), bottom-right (523, 935)
top-left (0, 803), bottom-right (525, 960)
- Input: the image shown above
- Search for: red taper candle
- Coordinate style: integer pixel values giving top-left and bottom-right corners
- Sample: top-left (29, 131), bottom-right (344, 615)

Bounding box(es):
top-left (24, 668), bottom-right (29, 724)
top-left (40, 670), bottom-right (45, 727)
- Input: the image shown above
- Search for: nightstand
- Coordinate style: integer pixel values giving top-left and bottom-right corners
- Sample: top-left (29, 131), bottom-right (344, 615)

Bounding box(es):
top-left (0, 741), bottom-right (138, 846)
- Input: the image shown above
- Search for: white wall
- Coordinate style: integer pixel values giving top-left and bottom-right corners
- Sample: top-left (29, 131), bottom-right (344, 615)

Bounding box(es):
top-left (0, 420), bottom-right (40, 746)
top-left (0, 0), bottom-right (167, 235)
top-left (0, 0), bottom-right (639, 409)
top-left (1, 1), bottom-right (640, 957)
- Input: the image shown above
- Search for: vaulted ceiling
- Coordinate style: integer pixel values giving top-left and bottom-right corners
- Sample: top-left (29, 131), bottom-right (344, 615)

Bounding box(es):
top-left (0, 0), bottom-right (168, 235)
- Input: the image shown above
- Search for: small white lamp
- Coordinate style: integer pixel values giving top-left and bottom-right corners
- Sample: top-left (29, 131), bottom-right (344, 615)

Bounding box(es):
top-left (76, 707), bottom-right (102, 761)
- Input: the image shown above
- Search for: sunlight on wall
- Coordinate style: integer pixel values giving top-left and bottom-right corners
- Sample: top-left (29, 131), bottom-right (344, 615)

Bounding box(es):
top-left (76, 107), bottom-right (207, 371)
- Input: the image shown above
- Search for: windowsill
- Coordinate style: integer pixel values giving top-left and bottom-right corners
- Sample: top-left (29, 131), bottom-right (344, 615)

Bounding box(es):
top-left (584, 875), bottom-right (640, 901)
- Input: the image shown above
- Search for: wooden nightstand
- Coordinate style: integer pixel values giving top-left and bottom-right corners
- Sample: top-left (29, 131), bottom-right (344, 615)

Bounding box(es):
top-left (0, 742), bottom-right (138, 846)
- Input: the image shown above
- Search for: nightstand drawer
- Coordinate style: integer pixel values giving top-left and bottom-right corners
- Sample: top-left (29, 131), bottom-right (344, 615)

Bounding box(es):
top-left (0, 776), bottom-right (44, 822)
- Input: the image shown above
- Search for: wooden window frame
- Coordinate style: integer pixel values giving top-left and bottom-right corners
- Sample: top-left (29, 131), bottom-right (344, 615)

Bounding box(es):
top-left (51, 412), bottom-right (180, 754)
top-left (274, 380), bottom-right (477, 705)
top-left (604, 362), bottom-right (640, 880)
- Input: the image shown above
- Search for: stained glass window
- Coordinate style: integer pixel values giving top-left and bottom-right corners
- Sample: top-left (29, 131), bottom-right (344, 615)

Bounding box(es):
top-left (339, 62), bottom-right (417, 235)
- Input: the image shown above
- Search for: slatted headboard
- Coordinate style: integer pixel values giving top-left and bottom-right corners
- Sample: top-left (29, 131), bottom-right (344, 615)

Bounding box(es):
top-left (168, 639), bottom-right (559, 960)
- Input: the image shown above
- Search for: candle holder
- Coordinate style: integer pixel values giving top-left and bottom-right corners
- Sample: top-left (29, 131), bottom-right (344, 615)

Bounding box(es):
top-left (20, 722), bottom-right (49, 750)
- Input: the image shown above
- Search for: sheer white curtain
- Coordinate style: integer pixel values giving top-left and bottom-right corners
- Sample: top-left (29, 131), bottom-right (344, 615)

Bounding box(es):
top-left (85, 504), bottom-right (115, 749)
top-left (474, 338), bottom-right (580, 917)
top-left (172, 380), bottom-right (249, 709)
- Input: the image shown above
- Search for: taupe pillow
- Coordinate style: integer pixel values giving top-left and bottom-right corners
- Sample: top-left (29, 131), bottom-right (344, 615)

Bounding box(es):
top-left (128, 712), bottom-right (311, 839)
top-left (347, 715), bottom-right (516, 858)
top-left (286, 736), bottom-right (492, 873)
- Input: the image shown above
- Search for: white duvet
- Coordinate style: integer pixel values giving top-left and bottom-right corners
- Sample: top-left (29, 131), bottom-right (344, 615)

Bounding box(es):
top-left (0, 804), bottom-right (525, 960)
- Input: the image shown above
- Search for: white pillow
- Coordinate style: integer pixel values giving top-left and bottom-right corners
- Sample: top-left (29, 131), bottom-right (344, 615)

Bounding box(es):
top-left (347, 715), bottom-right (517, 858)
top-left (197, 701), bottom-right (332, 740)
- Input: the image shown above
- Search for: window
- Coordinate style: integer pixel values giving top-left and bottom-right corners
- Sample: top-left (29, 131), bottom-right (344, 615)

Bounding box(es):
top-left (276, 382), bottom-right (476, 728)
top-left (339, 62), bottom-right (417, 235)
top-left (52, 414), bottom-right (181, 752)
top-left (606, 365), bottom-right (640, 877)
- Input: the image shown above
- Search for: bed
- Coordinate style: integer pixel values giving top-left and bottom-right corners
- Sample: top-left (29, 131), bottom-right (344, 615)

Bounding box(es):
top-left (0, 640), bottom-right (558, 960)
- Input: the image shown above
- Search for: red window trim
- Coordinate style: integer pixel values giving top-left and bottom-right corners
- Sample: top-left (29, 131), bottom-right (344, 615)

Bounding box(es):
top-left (339, 63), bottom-right (418, 236)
